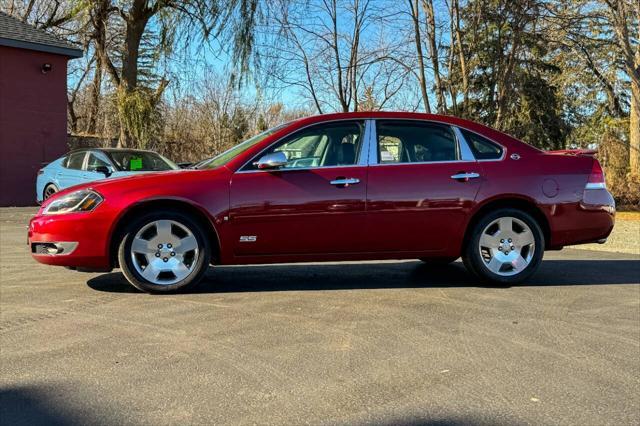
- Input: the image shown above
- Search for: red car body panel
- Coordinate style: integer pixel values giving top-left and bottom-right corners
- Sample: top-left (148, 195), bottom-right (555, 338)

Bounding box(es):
top-left (365, 161), bottom-right (482, 253)
top-left (29, 112), bottom-right (615, 271)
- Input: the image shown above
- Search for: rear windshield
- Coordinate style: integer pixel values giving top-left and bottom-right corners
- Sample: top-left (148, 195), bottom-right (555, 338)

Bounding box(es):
top-left (108, 151), bottom-right (178, 171)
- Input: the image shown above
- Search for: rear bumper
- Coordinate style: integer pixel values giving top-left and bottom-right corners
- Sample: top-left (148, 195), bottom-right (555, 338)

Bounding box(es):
top-left (28, 211), bottom-right (113, 269)
top-left (548, 189), bottom-right (615, 248)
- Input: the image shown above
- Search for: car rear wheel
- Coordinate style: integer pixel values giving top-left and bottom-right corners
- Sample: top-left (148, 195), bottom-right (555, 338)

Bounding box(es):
top-left (463, 208), bottom-right (544, 285)
top-left (43, 184), bottom-right (58, 200)
top-left (118, 212), bottom-right (211, 293)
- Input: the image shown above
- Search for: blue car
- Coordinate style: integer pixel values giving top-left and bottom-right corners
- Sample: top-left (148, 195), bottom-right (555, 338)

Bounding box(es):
top-left (37, 148), bottom-right (179, 202)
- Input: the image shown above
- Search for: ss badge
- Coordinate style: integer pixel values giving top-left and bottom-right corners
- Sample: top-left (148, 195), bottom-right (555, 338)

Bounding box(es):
top-left (239, 235), bottom-right (257, 242)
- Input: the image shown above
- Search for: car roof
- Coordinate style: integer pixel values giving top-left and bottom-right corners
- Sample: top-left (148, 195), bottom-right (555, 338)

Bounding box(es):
top-left (290, 111), bottom-right (542, 153)
top-left (68, 148), bottom-right (156, 154)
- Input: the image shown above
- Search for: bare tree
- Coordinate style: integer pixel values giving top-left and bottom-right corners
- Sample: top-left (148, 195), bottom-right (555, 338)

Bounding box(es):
top-left (422, 0), bottom-right (446, 113)
top-left (604, 0), bottom-right (640, 174)
top-left (263, 0), bottom-right (408, 113)
top-left (408, 0), bottom-right (431, 113)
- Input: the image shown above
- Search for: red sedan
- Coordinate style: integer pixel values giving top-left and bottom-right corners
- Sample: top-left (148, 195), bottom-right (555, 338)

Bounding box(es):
top-left (29, 112), bottom-right (615, 292)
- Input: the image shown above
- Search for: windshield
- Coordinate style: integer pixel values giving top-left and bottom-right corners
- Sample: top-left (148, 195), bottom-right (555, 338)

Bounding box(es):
top-left (108, 151), bottom-right (178, 171)
top-left (198, 123), bottom-right (289, 169)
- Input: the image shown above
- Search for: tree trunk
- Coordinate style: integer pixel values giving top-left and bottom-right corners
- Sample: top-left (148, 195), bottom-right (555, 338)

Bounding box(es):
top-left (117, 4), bottom-right (148, 148)
top-left (630, 7), bottom-right (640, 175)
top-left (452, 0), bottom-right (469, 115)
top-left (423, 0), bottom-right (445, 113)
top-left (605, 0), bottom-right (640, 174)
top-left (328, 0), bottom-right (349, 112)
top-left (87, 57), bottom-right (102, 135)
top-left (410, 0), bottom-right (431, 113)
top-left (631, 82), bottom-right (640, 175)
top-left (86, 0), bottom-right (110, 135)
top-left (68, 100), bottom-right (78, 134)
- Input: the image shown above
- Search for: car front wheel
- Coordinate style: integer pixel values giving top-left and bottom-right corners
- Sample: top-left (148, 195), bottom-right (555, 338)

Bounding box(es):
top-left (463, 208), bottom-right (544, 285)
top-left (43, 184), bottom-right (58, 200)
top-left (118, 212), bottom-right (211, 293)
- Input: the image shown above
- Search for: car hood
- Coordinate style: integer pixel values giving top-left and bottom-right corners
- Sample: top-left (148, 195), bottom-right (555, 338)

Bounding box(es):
top-left (41, 167), bottom-right (229, 209)
top-left (93, 167), bottom-right (230, 197)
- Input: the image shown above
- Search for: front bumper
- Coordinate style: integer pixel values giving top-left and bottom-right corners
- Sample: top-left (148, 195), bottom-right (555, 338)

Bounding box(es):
top-left (28, 210), bottom-right (114, 269)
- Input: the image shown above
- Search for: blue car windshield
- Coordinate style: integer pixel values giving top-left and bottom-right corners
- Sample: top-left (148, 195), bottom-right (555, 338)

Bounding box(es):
top-left (198, 123), bottom-right (289, 169)
top-left (108, 151), bottom-right (178, 171)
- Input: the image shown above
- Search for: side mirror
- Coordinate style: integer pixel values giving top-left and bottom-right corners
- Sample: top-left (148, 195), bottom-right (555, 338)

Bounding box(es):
top-left (95, 165), bottom-right (112, 177)
top-left (253, 152), bottom-right (288, 170)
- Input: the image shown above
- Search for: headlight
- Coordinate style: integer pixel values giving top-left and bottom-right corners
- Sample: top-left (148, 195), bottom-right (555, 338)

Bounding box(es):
top-left (42, 189), bottom-right (103, 215)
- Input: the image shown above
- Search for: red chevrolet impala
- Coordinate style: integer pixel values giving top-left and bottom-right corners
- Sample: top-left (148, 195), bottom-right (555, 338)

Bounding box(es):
top-left (29, 112), bottom-right (614, 292)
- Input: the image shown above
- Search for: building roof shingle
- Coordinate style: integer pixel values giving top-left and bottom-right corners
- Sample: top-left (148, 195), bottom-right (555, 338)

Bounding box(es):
top-left (0, 11), bottom-right (82, 58)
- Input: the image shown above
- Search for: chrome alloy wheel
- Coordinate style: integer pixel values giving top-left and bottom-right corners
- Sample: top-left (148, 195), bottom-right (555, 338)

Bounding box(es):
top-left (44, 185), bottom-right (58, 200)
top-left (478, 216), bottom-right (535, 277)
top-left (130, 220), bottom-right (200, 285)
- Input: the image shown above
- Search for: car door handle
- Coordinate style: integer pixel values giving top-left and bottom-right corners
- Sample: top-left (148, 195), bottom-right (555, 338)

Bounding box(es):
top-left (451, 172), bottom-right (480, 180)
top-left (330, 178), bottom-right (360, 186)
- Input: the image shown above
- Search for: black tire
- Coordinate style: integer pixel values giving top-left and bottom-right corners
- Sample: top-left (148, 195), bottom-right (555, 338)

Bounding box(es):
top-left (419, 257), bottom-right (458, 266)
top-left (117, 211), bottom-right (211, 293)
top-left (43, 184), bottom-right (58, 200)
top-left (462, 208), bottom-right (544, 285)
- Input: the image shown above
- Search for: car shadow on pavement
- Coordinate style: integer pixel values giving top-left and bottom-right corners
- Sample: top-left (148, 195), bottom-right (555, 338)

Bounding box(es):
top-left (0, 386), bottom-right (96, 426)
top-left (0, 385), bottom-right (507, 426)
top-left (87, 259), bottom-right (640, 294)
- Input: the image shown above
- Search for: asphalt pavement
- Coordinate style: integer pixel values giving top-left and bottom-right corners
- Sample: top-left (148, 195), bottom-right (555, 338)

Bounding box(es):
top-left (1, 208), bottom-right (639, 425)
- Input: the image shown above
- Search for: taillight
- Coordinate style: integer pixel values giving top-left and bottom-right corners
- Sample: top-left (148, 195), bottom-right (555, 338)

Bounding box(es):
top-left (585, 159), bottom-right (605, 189)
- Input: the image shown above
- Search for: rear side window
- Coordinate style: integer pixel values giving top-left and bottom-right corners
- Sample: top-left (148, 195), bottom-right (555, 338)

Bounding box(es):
top-left (460, 129), bottom-right (503, 160)
top-left (66, 152), bottom-right (86, 170)
top-left (376, 121), bottom-right (459, 163)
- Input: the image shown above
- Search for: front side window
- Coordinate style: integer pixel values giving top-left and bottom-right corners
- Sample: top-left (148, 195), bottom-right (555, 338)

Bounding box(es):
top-left (66, 152), bottom-right (86, 170)
top-left (460, 129), bottom-right (503, 160)
top-left (245, 121), bottom-right (364, 170)
top-left (376, 121), bottom-right (459, 164)
top-left (86, 152), bottom-right (111, 171)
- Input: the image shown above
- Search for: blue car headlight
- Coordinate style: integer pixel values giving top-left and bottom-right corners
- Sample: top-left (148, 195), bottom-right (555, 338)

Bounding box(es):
top-left (42, 189), bottom-right (103, 215)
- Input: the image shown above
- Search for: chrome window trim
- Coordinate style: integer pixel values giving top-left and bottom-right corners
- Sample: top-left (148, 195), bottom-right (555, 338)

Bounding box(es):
top-left (453, 127), bottom-right (476, 161)
top-left (236, 118), bottom-right (370, 174)
top-left (454, 125), bottom-right (507, 162)
top-left (359, 119), bottom-right (375, 166)
top-left (370, 118), bottom-right (476, 166)
top-left (366, 119), bottom-right (379, 165)
top-left (237, 164), bottom-right (369, 174)
top-left (368, 159), bottom-right (477, 168)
